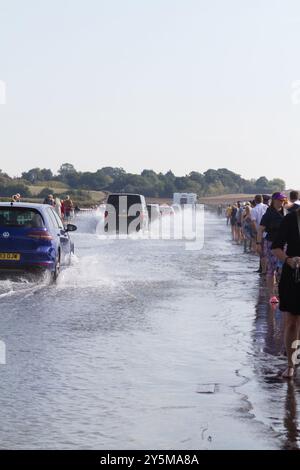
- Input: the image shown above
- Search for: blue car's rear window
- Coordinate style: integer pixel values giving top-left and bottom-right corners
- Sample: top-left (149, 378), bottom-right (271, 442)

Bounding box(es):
top-left (0, 207), bottom-right (45, 228)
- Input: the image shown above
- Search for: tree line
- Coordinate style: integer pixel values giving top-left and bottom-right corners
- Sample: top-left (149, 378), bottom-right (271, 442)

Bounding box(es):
top-left (0, 164), bottom-right (286, 198)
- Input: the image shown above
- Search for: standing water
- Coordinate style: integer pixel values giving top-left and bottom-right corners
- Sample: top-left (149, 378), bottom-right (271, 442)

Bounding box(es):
top-left (0, 209), bottom-right (298, 449)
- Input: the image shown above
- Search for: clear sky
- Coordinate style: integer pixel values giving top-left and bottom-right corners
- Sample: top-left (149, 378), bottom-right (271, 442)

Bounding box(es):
top-left (1, 0), bottom-right (300, 187)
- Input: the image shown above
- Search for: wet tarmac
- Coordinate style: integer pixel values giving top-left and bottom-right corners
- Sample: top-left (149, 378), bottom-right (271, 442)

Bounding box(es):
top-left (0, 210), bottom-right (298, 449)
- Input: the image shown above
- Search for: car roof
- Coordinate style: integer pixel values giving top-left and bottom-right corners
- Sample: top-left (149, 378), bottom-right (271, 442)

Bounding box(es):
top-left (107, 193), bottom-right (145, 197)
top-left (0, 202), bottom-right (47, 210)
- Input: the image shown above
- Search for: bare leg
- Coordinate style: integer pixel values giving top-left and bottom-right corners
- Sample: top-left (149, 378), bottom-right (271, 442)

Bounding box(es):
top-left (261, 256), bottom-right (267, 275)
top-left (234, 226), bottom-right (237, 241)
top-left (240, 228), bottom-right (244, 244)
top-left (235, 226), bottom-right (239, 242)
top-left (238, 227), bottom-right (243, 244)
top-left (267, 273), bottom-right (276, 297)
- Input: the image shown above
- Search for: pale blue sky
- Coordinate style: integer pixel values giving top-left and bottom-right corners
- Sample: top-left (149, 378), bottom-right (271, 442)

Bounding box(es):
top-left (1, 0), bottom-right (300, 187)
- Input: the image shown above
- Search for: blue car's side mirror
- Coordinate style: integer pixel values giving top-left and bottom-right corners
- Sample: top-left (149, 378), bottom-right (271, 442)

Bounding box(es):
top-left (66, 224), bottom-right (77, 232)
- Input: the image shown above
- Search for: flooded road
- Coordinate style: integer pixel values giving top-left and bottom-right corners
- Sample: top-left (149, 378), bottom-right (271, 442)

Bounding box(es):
top-left (0, 210), bottom-right (298, 449)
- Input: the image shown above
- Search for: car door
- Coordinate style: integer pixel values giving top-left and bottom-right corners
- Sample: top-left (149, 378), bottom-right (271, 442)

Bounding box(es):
top-left (47, 208), bottom-right (71, 264)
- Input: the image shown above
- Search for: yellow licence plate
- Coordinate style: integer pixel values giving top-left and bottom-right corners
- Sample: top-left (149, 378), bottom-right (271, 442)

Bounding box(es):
top-left (0, 253), bottom-right (21, 261)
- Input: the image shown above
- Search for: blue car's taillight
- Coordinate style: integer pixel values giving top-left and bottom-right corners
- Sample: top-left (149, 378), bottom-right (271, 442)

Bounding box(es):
top-left (27, 229), bottom-right (53, 240)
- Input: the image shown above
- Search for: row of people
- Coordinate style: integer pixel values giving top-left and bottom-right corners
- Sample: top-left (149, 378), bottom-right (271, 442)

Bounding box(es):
top-left (43, 194), bottom-right (76, 221)
top-left (11, 192), bottom-right (77, 221)
top-left (226, 191), bottom-right (300, 378)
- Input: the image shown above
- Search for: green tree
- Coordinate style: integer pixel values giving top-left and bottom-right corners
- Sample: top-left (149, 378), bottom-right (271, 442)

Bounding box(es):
top-left (268, 178), bottom-right (286, 192)
top-left (255, 176), bottom-right (269, 192)
top-left (22, 167), bottom-right (53, 183)
top-left (58, 163), bottom-right (77, 181)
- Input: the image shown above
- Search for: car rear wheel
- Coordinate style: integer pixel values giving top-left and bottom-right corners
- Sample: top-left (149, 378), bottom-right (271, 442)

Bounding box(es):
top-left (52, 251), bottom-right (61, 282)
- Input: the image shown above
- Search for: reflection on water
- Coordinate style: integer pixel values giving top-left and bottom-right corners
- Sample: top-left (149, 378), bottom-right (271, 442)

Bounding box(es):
top-left (254, 282), bottom-right (284, 359)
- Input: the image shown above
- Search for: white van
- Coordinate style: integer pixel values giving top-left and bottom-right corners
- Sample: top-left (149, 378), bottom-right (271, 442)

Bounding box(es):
top-left (173, 193), bottom-right (197, 205)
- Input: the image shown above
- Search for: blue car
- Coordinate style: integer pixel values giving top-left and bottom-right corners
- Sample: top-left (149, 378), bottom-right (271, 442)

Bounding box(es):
top-left (0, 202), bottom-right (77, 280)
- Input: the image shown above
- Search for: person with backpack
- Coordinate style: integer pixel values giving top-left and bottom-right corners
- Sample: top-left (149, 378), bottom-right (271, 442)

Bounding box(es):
top-left (64, 195), bottom-right (74, 221)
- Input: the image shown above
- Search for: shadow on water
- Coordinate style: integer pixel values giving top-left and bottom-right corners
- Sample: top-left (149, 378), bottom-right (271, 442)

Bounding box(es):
top-left (252, 278), bottom-right (300, 449)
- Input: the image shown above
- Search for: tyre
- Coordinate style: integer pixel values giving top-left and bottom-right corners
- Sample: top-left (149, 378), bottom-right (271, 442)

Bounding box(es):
top-left (51, 251), bottom-right (61, 282)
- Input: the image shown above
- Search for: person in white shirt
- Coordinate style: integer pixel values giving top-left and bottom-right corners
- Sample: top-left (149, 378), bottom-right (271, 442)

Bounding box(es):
top-left (251, 195), bottom-right (268, 232)
top-left (251, 195), bottom-right (268, 273)
top-left (54, 197), bottom-right (62, 219)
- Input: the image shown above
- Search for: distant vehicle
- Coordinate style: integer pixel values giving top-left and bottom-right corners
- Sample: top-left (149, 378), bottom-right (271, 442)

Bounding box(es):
top-left (146, 204), bottom-right (161, 223)
top-left (159, 205), bottom-right (175, 217)
top-left (104, 194), bottom-right (149, 233)
top-left (0, 202), bottom-right (77, 280)
top-left (173, 193), bottom-right (197, 206)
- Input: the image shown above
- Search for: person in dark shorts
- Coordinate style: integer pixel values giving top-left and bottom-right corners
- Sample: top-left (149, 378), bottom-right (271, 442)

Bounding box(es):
top-left (236, 201), bottom-right (244, 244)
top-left (230, 204), bottom-right (238, 241)
top-left (272, 208), bottom-right (300, 378)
